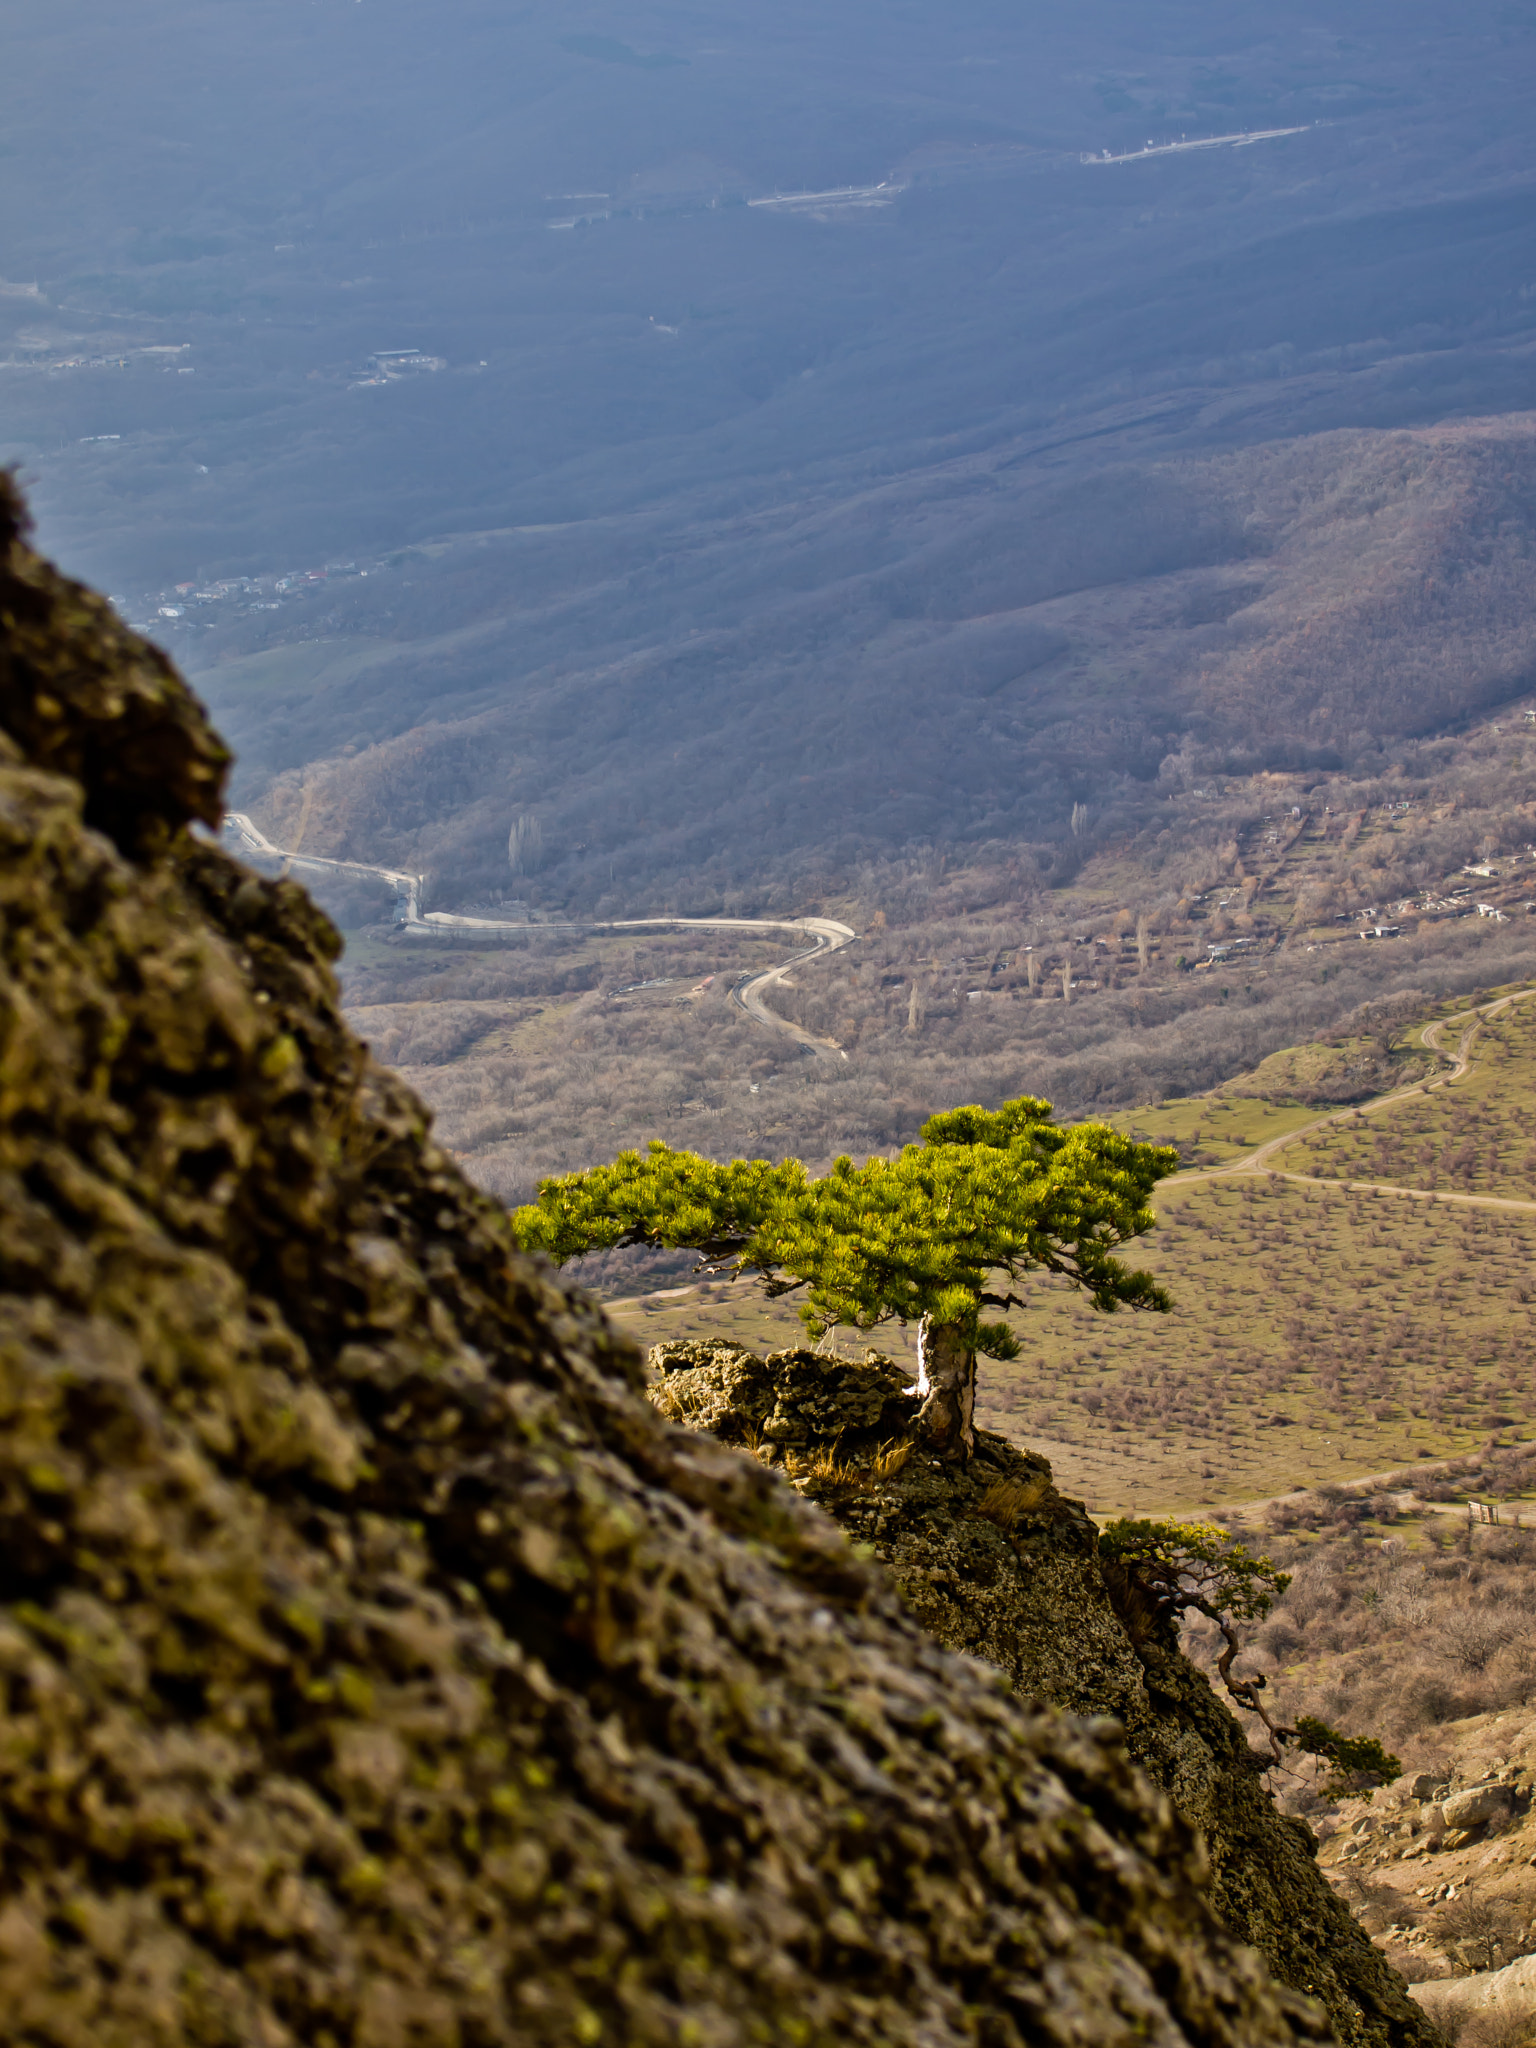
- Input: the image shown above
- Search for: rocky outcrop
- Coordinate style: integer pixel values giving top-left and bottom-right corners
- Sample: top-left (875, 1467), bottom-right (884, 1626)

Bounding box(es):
top-left (1321, 1763), bottom-right (1534, 1874)
top-left (650, 1338), bottom-right (1439, 2048)
top-left (0, 477), bottom-right (1338, 2046)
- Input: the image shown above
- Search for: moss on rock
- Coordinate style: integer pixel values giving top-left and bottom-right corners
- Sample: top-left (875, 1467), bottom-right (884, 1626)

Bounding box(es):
top-left (0, 476), bottom-right (1337, 2044)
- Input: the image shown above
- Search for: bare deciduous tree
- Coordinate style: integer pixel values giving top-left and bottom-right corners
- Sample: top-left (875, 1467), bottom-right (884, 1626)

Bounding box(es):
top-left (1347, 991), bottom-right (1430, 1059)
top-left (1436, 1890), bottom-right (1525, 1974)
top-left (509, 812), bottom-right (544, 876)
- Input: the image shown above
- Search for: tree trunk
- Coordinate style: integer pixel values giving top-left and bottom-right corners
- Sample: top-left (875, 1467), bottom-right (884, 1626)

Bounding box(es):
top-left (912, 1316), bottom-right (976, 1456)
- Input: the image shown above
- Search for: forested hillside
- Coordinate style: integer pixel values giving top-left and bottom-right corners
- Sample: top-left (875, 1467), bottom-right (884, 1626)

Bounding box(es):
top-left (204, 414), bottom-right (1536, 910)
top-left (5, 0), bottom-right (1536, 924)
top-left (332, 687), bottom-right (1536, 1202)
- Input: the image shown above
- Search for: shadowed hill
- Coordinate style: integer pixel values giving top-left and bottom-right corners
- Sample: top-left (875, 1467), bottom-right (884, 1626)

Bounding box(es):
top-left (205, 411), bottom-right (1536, 913)
top-left (8, 0), bottom-right (1536, 921)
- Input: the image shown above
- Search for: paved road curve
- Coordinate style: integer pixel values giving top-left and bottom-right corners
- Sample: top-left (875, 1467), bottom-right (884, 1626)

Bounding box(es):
top-left (222, 814), bottom-right (855, 1057)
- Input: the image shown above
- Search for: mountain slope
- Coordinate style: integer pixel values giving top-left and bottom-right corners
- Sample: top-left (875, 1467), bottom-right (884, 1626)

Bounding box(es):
top-left (4, 0), bottom-right (1535, 912)
top-left (197, 411), bottom-right (1536, 909)
top-left (0, 478), bottom-right (1335, 2048)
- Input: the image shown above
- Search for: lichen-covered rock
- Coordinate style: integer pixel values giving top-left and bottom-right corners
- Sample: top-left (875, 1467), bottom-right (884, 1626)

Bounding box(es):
top-left (651, 1339), bottom-right (914, 1449)
top-left (0, 476), bottom-right (1332, 2046)
top-left (653, 1341), bottom-right (1437, 2048)
top-left (757, 1346), bottom-right (916, 1442)
top-left (648, 1336), bottom-right (775, 1437)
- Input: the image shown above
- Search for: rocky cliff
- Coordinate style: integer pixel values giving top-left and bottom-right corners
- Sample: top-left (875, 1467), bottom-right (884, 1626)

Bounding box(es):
top-left (649, 1338), bottom-right (1440, 2048)
top-left (0, 476), bottom-right (1344, 2045)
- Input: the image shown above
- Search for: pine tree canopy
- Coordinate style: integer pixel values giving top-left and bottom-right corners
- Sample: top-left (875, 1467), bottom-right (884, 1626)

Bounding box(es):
top-left (514, 1096), bottom-right (1179, 1350)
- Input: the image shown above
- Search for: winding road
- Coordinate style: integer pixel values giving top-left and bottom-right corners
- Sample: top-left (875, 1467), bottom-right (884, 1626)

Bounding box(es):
top-left (1082, 124), bottom-right (1310, 167)
top-left (221, 814), bottom-right (855, 1057)
top-left (1166, 986), bottom-right (1536, 1214)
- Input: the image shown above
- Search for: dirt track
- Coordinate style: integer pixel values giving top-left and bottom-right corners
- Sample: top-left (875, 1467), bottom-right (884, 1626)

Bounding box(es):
top-left (1166, 987), bottom-right (1536, 1215)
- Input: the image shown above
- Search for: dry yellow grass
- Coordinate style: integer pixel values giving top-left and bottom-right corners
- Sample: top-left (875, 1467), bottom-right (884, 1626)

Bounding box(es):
top-left (870, 1437), bottom-right (914, 1483)
top-left (785, 1443), bottom-right (868, 1491)
top-left (975, 1477), bottom-right (1051, 1530)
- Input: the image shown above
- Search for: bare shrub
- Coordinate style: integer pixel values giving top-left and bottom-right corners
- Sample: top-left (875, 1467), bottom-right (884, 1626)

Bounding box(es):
top-left (1379, 1576), bottom-right (1436, 1630)
top-left (1441, 1613), bottom-right (1518, 1674)
top-left (1381, 1947), bottom-right (1440, 1985)
top-left (1255, 1616), bottom-right (1303, 1658)
top-left (1453, 2015), bottom-right (1536, 2048)
top-left (1283, 1563), bottom-right (1340, 1627)
top-left (1393, 1670), bottom-right (1463, 1732)
top-left (1435, 1891), bottom-right (1531, 1974)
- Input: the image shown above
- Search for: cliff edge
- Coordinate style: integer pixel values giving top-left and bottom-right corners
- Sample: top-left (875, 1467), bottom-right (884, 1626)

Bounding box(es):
top-left (0, 477), bottom-right (1332, 2045)
top-left (650, 1338), bottom-right (1439, 2048)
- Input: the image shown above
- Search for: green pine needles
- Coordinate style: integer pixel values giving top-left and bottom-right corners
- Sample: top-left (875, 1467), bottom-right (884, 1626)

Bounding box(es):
top-left (1098, 1517), bottom-right (1292, 1627)
top-left (515, 1095), bottom-right (1179, 1454)
top-left (1292, 1717), bottom-right (1402, 1799)
top-left (1100, 1518), bottom-right (1399, 1787)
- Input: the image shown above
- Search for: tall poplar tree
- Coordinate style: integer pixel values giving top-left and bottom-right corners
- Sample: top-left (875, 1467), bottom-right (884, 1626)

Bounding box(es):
top-left (515, 1097), bottom-right (1178, 1455)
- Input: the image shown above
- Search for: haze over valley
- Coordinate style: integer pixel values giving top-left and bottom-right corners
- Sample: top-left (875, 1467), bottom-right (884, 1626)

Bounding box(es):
top-left (6, 0), bottom-right (1536, 1174)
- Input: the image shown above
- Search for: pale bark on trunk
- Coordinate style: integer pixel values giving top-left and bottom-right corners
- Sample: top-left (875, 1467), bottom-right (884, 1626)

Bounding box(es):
top-left (912, 1315), bottom-right (976, 1457)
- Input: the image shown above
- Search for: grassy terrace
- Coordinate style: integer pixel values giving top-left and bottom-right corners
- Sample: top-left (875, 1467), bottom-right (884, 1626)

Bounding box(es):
top-left (1283, 990), bottom-right (1536, 1204)
top-left (610, 981), bottom-right (1536, 1523)
top-left (1110, 1093), bottom-right (1322, 1163)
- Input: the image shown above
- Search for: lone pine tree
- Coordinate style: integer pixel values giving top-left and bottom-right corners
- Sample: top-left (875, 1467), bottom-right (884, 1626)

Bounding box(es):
top-left (515, 1096), bottom-right (1178, 1455)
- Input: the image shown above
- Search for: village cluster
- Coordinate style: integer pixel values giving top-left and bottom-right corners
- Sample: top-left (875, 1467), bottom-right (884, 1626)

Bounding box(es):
top-left (115, 555), bottom-right (384, 636)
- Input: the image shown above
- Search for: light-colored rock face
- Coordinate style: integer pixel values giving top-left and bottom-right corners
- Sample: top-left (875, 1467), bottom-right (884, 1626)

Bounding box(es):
top-left (0, 480), bottom-right (1330, 2048)
top-left (1413, 1952), bottom-right (1536, 2032)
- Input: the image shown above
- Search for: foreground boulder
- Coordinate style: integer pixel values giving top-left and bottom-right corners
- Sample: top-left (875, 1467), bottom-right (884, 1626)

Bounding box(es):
top-left (651, 1339), bottom-right (1438, 2048)
top-left (0, 478), bottom-right (1335, 2045)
